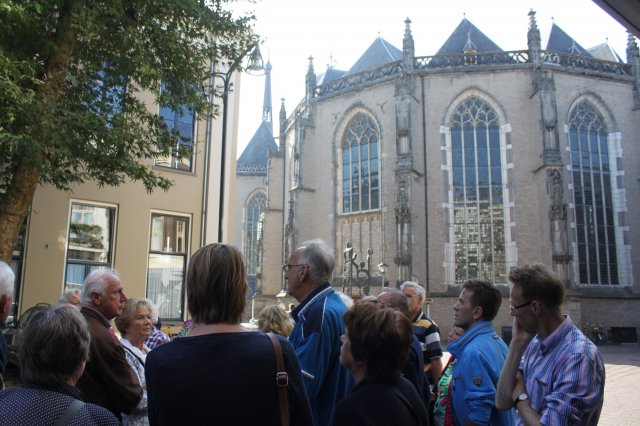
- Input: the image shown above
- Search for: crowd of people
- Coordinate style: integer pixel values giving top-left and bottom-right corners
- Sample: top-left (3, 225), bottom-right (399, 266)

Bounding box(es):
top-left (0, 239), bottom-right (606, 425)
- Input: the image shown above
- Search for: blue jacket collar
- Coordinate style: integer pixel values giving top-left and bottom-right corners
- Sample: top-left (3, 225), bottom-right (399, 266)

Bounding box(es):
top-left (291, 282), bottom-right (332, 322)
top-left (447, 320), bottom-right (495, 357)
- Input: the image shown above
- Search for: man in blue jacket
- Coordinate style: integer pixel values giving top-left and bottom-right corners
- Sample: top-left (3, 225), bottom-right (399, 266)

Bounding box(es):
top-left (448, 279), bottom-right (514, 426)
top-left (286, 239), bottom-right (353, 426)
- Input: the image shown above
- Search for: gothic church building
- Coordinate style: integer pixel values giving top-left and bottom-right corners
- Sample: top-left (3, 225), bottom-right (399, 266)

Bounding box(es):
top-left (234, 13), bottom-right (640, 338)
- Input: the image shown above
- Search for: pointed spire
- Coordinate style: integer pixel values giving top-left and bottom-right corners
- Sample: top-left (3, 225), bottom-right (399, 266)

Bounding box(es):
top-left (262, 60), bottom-right (272, 124)
top-left (305, 56), bottom-right (316, 102)
top-left (402, 18), bottom-right (415, 74)
top-left (626, 32), bottom-right (639, 62)
top-left (279, 98), bottom-right (286, 153)
top-left (527, 9), bottom-right (541, 55)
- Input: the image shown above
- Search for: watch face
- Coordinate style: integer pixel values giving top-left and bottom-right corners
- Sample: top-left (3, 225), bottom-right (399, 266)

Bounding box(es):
top-left (517, 393), bottom-right (528, 401)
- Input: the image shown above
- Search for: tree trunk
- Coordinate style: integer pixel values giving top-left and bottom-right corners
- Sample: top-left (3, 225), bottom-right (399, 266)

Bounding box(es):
top-left (0, 0), bottom-right (78, 263)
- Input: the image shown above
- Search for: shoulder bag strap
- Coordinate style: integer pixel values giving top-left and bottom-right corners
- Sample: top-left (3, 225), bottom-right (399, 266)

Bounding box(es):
top-left (53, 398), bottom-right (85, 426)
top-left (266, 332), bottom-right (289, 426)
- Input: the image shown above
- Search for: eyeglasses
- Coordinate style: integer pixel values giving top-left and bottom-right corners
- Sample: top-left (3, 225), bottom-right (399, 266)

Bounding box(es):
top-left (282, 264), bottom-right (308, 272)
top-left (509, 300), bottom-right (533, 315)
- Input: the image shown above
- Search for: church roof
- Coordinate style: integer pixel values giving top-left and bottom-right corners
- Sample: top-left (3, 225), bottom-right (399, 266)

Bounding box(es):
top-left (546, 23), bottom-right (592, 57)
top-left (317, 66), bottom-right (346, 84)
top-left (343, 37), bottom-right (402, 77)
top-left (588, 42), bottom-right (623, 62)
top-left (236, 120), bottom-right (278, 170)
top-left (435, 18), bottom-right (503, 55)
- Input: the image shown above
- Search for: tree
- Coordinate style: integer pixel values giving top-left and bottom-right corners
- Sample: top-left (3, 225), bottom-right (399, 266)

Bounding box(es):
top-left (0, 0), bottom-right (258, 262)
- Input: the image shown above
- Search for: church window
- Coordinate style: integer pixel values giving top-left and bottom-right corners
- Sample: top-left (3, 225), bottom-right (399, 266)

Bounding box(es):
top-left (245, 192), bottom-right (266, 275)
top-left (450, 97), bottom-right (506, 284)
top-left (569, 101), bottom-right (618, 285)
top-left (342, 113), bottom-right (380, 213)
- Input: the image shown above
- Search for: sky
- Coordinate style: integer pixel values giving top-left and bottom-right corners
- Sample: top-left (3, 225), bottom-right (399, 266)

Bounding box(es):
top-left (232, 0), bottom-right (631, 157)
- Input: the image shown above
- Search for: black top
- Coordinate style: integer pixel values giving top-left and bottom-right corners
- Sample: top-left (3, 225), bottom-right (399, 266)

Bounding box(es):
top-left (0, 382), bottom-right (119, 425)
top-left (145, 331), bottom-right (313, 426)
top-left (330, 377), bottom-right (429, 426)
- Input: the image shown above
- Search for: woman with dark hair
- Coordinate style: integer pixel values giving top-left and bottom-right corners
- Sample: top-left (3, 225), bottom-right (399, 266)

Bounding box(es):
top-left (0, 305), bottom-right (119, 425)
top-left (145, 243), bottom-right (312, 425)
top-left (331, 299), bottom-right (429, 426)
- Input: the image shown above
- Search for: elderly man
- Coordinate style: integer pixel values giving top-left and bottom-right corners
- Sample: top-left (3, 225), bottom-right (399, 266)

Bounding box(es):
top-left (496, 264), bottom-right (605, 425)
top-left (76, 269), bottom-right (142, 419)
top-left (0, 261), bottom-right (14, 389)
top-left (59, 288), bottom-right (81, 307)
top-left (400, 281), bottom-right (443, 393)
top-left (448, 279), bottom-right (514, 426)
top-left (285, 239), bottom-right (353, 426)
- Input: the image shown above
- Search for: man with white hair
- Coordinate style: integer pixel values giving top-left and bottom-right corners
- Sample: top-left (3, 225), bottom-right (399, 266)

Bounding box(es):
top-left (0, 261), bottom-right (15, 389)
top-left (76, 268), bottom-right (142, 420)
top-left (401, 280), bottom-right (443, 419)
top-left (59, 288), bottom-right (81, 307)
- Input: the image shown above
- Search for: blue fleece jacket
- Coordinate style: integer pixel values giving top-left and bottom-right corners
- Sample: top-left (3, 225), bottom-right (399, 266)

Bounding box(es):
top-left (447, 321), bottom-right (514, 426)
top-left (289, 284), bottom-right (354, 426)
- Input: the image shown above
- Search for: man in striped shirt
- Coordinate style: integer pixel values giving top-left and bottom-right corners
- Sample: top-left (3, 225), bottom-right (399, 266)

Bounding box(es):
top-left (496, 263), bottom-right (605, 425)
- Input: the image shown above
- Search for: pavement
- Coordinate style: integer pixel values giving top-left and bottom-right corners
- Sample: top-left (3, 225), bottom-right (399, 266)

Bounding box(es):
top-left (3, 343), bottom-right (639, 424)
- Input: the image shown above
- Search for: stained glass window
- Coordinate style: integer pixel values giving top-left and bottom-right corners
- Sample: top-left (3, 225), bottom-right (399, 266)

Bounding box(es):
top-left (342, 113), bottom-right (380, 213)
top-left (450, 97), bottom-right (506, 283)
top-left (245, 192), bottom-right (266, 275)
top-left (569, 101), bottom-right (618, 285)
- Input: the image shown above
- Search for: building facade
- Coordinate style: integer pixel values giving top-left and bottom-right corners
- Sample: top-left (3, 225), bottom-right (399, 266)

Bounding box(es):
top-left (9, 66), bottom-right (244, 324)
top-left (235, 13), bottom-right (640, 339)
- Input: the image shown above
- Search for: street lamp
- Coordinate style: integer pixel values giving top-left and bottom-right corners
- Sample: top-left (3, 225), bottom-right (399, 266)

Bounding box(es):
top-left (201, 41), bottom-right (265, 244)
top-left (377, 262), bottom-right (388, 287)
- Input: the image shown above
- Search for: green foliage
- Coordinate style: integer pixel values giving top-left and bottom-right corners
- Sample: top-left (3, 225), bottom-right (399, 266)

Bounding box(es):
top-left (0, 0), bottom-right (258, 192)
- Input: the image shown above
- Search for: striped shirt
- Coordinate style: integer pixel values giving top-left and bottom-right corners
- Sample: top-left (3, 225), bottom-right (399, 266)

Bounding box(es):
top-left (518, 317), bottom-right (605, 425)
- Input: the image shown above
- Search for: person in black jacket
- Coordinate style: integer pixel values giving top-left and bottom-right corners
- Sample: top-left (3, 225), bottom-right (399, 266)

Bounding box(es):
top-left (0, 305), bottom-right (119, 425)
top-left (331, 299), bottom-right (430, 426)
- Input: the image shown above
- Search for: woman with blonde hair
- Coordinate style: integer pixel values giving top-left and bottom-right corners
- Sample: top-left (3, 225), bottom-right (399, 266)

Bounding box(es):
top-left (145, 243), bottom-right (312, 425)
top-left (257, 304), bottom-right (294, 336)
top-left (115, 298), bottom-right (155, 425)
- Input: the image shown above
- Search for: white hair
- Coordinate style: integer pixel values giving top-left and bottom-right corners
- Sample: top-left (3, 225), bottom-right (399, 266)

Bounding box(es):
top-left (80, 268), bottom-right (120, 305)
top-left (400, 281), bottom-right (425, 300)
top-left (0, 261), bottom-right (15, 298)
top-left (59, 289), bottom-right (81, 304)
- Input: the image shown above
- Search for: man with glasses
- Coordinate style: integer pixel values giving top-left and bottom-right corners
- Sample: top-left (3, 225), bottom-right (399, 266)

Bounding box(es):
top-left (496, 263), bottom-right (605, 425)
top-left (284, 239), bottom-right (353, 426)
top-left (448, 279), bottom-right (514, 426)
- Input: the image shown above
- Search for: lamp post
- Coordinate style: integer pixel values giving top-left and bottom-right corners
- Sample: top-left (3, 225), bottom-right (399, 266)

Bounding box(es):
top-left (202, 41), bottom-right (264, 244)
top-left (377, 262), bottom-right (388, 287)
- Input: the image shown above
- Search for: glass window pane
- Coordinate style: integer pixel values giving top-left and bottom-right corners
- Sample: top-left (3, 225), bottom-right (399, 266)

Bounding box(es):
top-left (147, 253), bottom-right (185, 320)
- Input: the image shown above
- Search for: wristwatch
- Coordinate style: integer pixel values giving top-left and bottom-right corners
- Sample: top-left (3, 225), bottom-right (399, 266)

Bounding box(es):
top-left (513, 393), bottom-right (529, 408)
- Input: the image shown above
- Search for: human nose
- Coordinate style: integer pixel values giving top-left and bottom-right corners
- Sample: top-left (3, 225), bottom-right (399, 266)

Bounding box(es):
top-left (121, 291), bottom-right (128, 302)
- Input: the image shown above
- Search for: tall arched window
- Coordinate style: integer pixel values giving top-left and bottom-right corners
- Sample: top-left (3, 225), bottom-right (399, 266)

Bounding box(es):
top-left (342, 113), bottom-right (380, 213)
top-left (569, 101), bottom-right (618, 285)
top-left (244, 192), bottom-right (266, 275)
top-left (450, 96), bottom-right (506, 283)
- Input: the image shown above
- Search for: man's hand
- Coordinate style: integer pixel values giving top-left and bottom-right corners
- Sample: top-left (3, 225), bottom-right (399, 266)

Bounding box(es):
top-left (511, 317), bottom-right (535, 348)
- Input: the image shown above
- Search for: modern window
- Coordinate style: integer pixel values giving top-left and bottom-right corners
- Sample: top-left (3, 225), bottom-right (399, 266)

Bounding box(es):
top-left (342, 112), bottom-right (380, 213)
top-left (569, 101), bottom-right (618, 285)
top-left (146, 213), bottom-right (190, 320)
top-left (65, 202), bottom-right (116, 290)
top-left (450, 96), bottom-right (506, 284)
top-left (244, 192), bottom-right (266, 276)
top-left (155, 83), bottom-right (195, 172)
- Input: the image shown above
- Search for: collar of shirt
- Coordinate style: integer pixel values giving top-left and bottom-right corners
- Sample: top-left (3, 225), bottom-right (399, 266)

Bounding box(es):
top-left (291, 282), bottom-right (331, 322)
top-left (80, 305), bottom-right (112, 329)
top-left (535, 316), bottom-right (572, 355)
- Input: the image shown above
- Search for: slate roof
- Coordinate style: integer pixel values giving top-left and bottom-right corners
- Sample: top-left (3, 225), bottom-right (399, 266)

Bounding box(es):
top-left (588, 42), bottom-right (623, 62)
top-left (434, 18), bottom-right (503, 55)
top-left (317, 66), bottom-right (346, 85)
top-left (237, 120), bottom-right (277, 168)
top-left (342, 37), bottom-right (402, 77)
top-left (546, 23), bottom-right (592, 57)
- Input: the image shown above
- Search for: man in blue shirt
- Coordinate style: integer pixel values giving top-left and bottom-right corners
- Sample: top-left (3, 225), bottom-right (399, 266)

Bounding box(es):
top-left (448, 279), bottom-right (514, 426)
top-left (496, 263), bottom-right (605, 425)
top-left (286, 239), bottom-right (353, 426)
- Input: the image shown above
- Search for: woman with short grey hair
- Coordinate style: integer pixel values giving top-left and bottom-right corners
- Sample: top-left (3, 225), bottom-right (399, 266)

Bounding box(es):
top-left (0, 305), bottom-right (119, 424)
top-left (115, 298), bottom-right (155, 425)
